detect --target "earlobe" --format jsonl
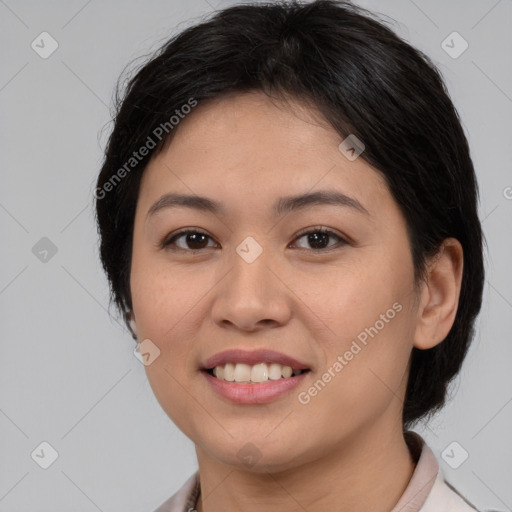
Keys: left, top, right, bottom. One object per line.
{"left": 413, "top": 238, "right": 464, "bottom": 350}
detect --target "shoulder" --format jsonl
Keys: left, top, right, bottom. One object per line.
{"left": 421, "top": 469, "right": 479, "bottom": 512}
{"left": 151, "top": 471, "right": 199, "bottom": 512}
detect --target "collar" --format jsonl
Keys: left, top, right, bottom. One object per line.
{"left": 390, "top": 431, "right": 439, "bottom": 512}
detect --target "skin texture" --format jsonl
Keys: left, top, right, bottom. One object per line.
{"left": 129, "top": 91, "right": 463, "bottom": 512}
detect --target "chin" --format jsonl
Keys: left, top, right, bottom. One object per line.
{"left": 196, "top": 431, "right": 318, "bottom": 474}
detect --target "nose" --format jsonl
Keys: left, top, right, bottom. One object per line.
{"left": 210, "top": 242, "right": 292, "bottom": 332}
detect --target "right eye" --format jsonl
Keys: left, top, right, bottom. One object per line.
{"left": 160, "top": 229, "right": 218, "bottom": 252}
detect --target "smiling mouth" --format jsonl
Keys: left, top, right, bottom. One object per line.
{"left": 204, "top": 362, "right": 311, "bottom": 384}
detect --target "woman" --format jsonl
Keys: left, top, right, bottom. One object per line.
{"left": 95, "top": 1, "right": 487, "bottom": 511}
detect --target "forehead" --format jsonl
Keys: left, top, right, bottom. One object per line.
{"left": 137, "top": 91, "right": 390, "bottom": 220}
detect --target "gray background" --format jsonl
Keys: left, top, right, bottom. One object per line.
{"left": 1, "top": 0, "right": 511, "bottom": 511}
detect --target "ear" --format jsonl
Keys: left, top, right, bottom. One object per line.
{"left": 413, "top": 238, "right": 464, "bottom": 350}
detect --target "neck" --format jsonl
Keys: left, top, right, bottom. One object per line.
{"left": 194, "top": 418, "right": 416, "bottom": 512}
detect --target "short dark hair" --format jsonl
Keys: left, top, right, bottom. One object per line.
{"left": 95, "top": 0, "right": 485, "bottom": 428}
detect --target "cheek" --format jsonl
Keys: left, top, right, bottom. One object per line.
{"left": 298, "top": 246, "right": 415, "bottom": 419}
{"left": 311, "top": 250, "right": 412, "bottom": 342}
{"left": 296, "top": 300, "right": 414, "bottom": 437}
{"left": 130, "top": 244, "right": 196, "bottom": 339}
{"left": 130, "top": 251, "right": 204, "bottom": 433}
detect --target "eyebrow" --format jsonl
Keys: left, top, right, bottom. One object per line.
{"left": 146, "top": 190, "right": 370, "bottom": 219}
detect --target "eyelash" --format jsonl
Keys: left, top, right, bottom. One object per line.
{"left": 160, "top": 226, "right": 349, "bottom": 253}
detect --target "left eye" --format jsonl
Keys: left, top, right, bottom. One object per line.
{"left": 161, "top": 227, "right": 346, "bottom": 252}
{"left": 292, "top": 228, "right": 346, "bottom": 251}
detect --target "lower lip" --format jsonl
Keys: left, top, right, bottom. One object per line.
{"left": 202, "top": 370, "right": 310, "bottom": 404}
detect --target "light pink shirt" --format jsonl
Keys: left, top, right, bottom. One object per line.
{"left": 152, "top": 431, "right": 481, "bottom": 512}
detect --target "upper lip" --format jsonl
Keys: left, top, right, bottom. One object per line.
{"left": 202, "top": 349, "right": 310, "bottom": 370}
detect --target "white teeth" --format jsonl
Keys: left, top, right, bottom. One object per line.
{"left": 223, "top": 363, "right": 235, "bottom": 381}
{"left": 281, "top": 365, "right": 293, "bottom": 378}
{"left": 234, "top": 363, "right": 251, "bottom": 382}
{"left": 268, "top": 363, "right": 283, "bottom": 380}
{"left": 251, "top": 363, "right": 268, "bottom": 383}
{"left": 210, "top": 362, "right": 304, "bottom": 383}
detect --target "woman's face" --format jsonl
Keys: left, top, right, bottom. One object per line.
{"left": 130, "top": 91, "right": 421, "bottom": 471}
